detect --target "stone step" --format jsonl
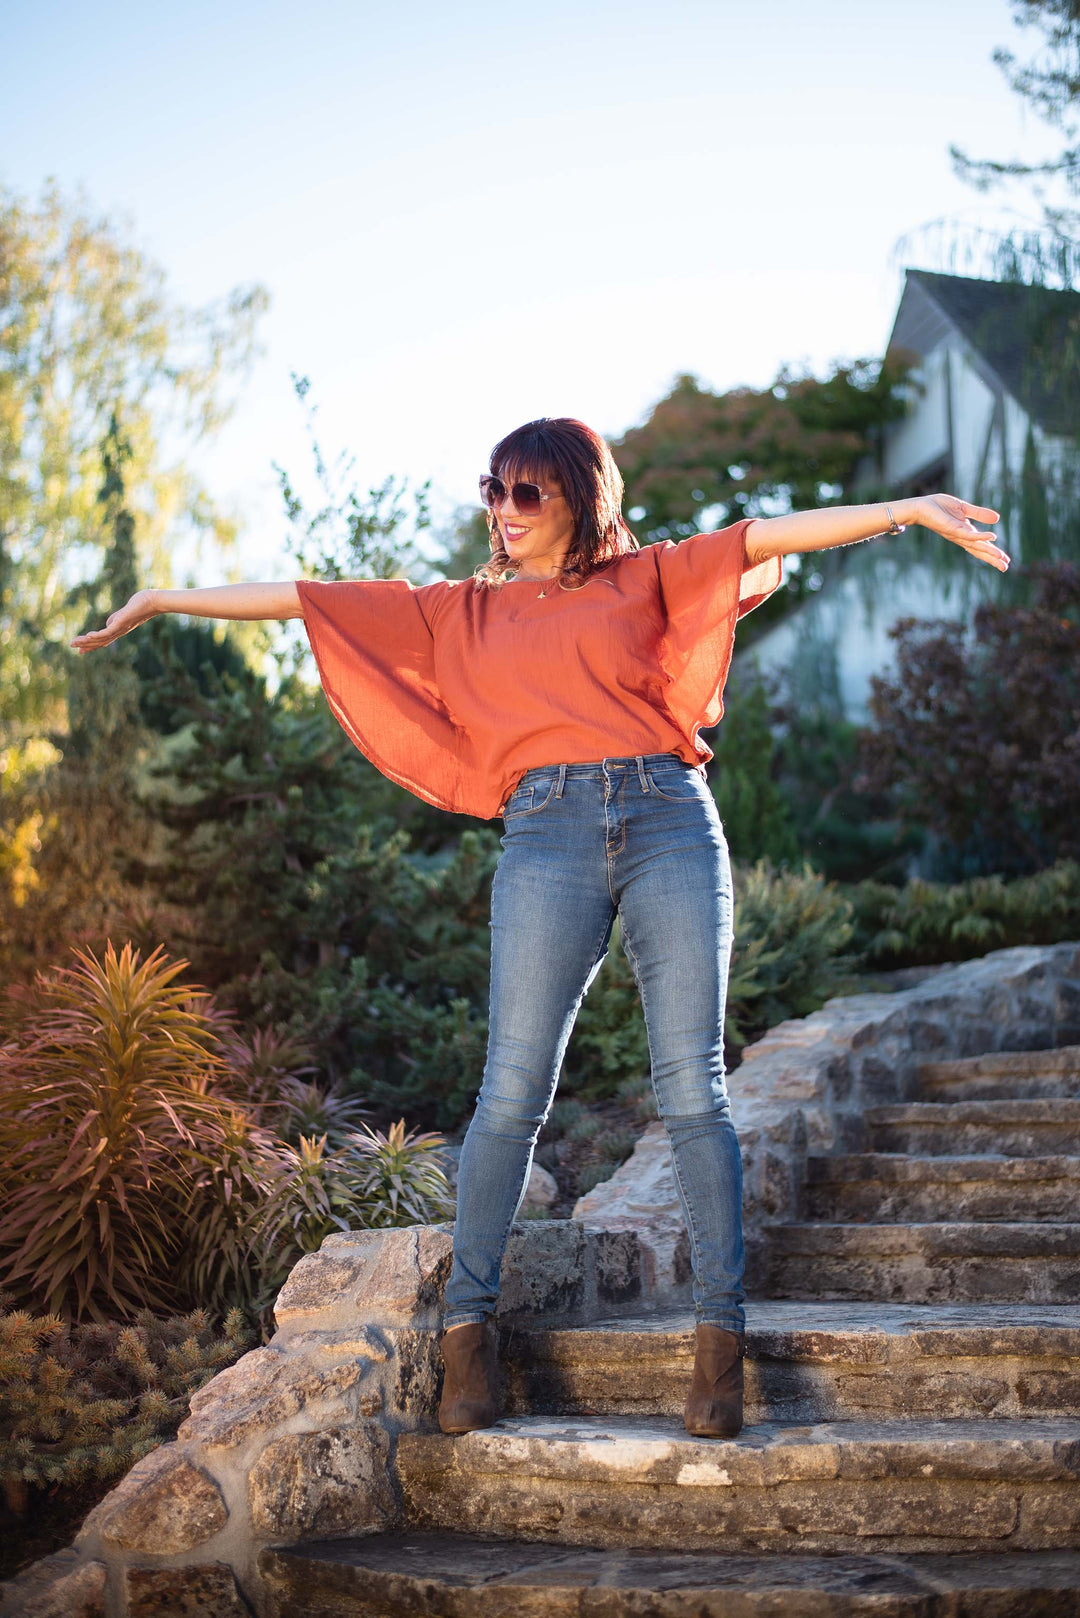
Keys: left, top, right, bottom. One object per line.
{"left": 918, "top": 1046, "right": 1080, "bottom": 1103}
{"left": 804, "top": 1154, "right": 1080, "bottom": 1223}
{"left": 259, "top": 1532, "right": 1080, "bottom": 1617}
{"left": 767, "top": 1222, "right": 1080, "bottom": 1302}
{"left": 498, "top": 1302, "right": 1080, "bottom": 1423}
{"left": 867, "top": 1100, "right": 1080, "bottom": 1156}
{"left": 396, "top": 1414, "right": 1080, "bottom": 1556}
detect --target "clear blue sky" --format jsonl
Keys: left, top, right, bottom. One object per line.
{"left": 4, "top": 0, "right": 1048, "bottom": 582}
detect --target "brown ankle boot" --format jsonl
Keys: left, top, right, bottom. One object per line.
{"left": 438, "top": 1320, "right": 499, "bottom": 1434}
{"left": 683, "top": 1324, "right": 745, "bottom": 1438}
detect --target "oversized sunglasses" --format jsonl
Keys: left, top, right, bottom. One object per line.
{"left": 479, "top": 474, "right": 558, "bottom": 516}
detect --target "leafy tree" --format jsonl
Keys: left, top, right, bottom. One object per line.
{"left": 613, "top": 364, "right": 905, "bottom": 538}
{"left": 0, "top": 180, "right": 266, "bottom": 784}
{"left": 707, "top": 675, "right": 799, "bottom": 868}
{"left": 950, "top": 0, "right": 1080, "bottom": 246}
{"left": 857, "top": 560, "right": 1080, "bottom": 877}
{"left": 0, "top": 419, "right": 163, "bottom": 979}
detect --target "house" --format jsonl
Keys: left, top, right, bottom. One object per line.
{"left": 744, "top": 268, "right": 1080, "bottom": 720}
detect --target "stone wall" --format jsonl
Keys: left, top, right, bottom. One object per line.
{"left": 575, "top": 941, "right": 1080, "bottom": 1291}
{"left": 7, "top": 940, "right": 1079, "bottom": 1617}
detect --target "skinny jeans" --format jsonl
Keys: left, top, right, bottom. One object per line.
{"left": 443, "top": 751, "right": 745, "bottom": 1334}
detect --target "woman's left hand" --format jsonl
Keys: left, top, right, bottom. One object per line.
{"left": 911, "top": 494, "right": 1010, "bottom": 572}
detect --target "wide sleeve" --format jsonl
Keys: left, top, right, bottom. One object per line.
{"left": 652, "top": 518, "right": 783, "bottom": 743}
{"left": 295, "top": 576, "right": 474, "bottom": 813}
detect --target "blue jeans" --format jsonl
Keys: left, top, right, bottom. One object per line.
{"left": 443, "top": 751, "right": 745, "bottom": 1334}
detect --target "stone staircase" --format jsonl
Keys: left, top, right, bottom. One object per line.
{"left": 260, "top": 1045, "right": 1080, "bottom": 1616}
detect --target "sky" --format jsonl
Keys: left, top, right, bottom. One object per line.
{"left": 3, "top": 0, "right": 1053, "bottom": 584}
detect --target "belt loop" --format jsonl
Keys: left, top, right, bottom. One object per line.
{"left": 636, "top": 755, "right": 649, "bottom": 793}
{"left": 556, "top": 763, "right": 567, "bottom": 798}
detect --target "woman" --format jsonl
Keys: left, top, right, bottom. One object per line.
{"left": 71, "top": 417, "right": 1008, "bottom": 1441}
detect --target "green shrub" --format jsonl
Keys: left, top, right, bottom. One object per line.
{"left": 727, "top": 859, "right": 860, "bottom": 1045}
{"left": 614, "top": 1073, "right": 658, "bottom": 1122}
{"left": 0, "top": 1301, "right": 251, "bottom": 1516}
{"left": 847, "top": 860, "right": 1080, "bottom": 968}
{"left": 577, "top": 1161, "right": 617, "bottom": 1196}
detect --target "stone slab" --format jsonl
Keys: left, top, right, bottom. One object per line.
{"left": 259, "top": 1533, "right": 1080, "bottom": 1617}
{"left": 398, "top": 1414, "right": 1080, "bottom": 1554}
{"left": 805, "top": 1153, "right": 1080, "bottom": 1223}
{"left": 867, "top": 1100, "right": 1080, "bottom": 1156}
{"left": 499, "top": 1301, "right": 1080, "bottom": 1423}
{"left": 918, "top": 1046, "right": 1080, "bottom": 1102}
{"left": 767, "top": 1222, "right": 1080, "bottom": 1302}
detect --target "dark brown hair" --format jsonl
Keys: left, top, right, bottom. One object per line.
{"left": 474, "top": 417, "right": 638, "bottom": 590}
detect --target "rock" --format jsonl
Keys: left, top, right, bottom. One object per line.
{"left": 1, "top": 1556, "right": 106, "bottom": 1618}
{"left": 177, "top": 1329, "right": 386, "bottom": 1448}
{"left": 248, "top": 1423, "right": 396, "bottom": 1538}
{"left": 521, "top": 1161, "right": 557, "bottom": 1211}
{"left": 78, "top": 1444, "right": 227, "bottom": 1554}
{"left": 274, "top": 1226, "right": 454, "bottom": 1329}
{"left": 571, "top": 1124, "right": 690, "bottom": 1301}
{"left": 124, "top": 1564, "right": 251, "bottom": 1617}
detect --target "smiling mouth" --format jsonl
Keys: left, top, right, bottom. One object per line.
{"left": 504, "top": 524, "right": 529, "bottom": 539}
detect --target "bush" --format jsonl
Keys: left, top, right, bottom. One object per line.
{"left": 0, "top": 942, "right": 246, "bottom": 1320}
{"left": 727, "top": 860, "right": 860, "bottom": 1045}
{"left": 847, "top": 860, "right": 1080, "bottom": 969}
{"left": 857, "top": 562, "right": 1080, "bottom": 877}
{"left": 0, "top": 1301, "right": 251, "bottom": 1516}
{"left": 0, "top": 940, "right": 454, "bottom": 1324}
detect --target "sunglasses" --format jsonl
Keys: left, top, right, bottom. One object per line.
{"left": 479, "top": 474, "right": 559, "bottom": 517}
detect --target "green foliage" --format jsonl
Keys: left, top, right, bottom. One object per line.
{"left": 209, "top": 1124, "right": 453, "bottom": 1316}
{"left": 727, "top": 860, "right": 860, "bottom": 1046}
{"left": 0, "top": 179, "right": 266, "bottom": 778}
{"left": 566, "top": 925, "right": 651, "bottom": 1097}
{"left": 847, "top": 859, "right": 1080, "bottom": 969}
{"left": 274, "top": 373, "right": 431, "bottom": 583}
{"left": 0, "top": 1300, "right": 251, "bottom": 1512}
{"left": 709, "top": 676, "right": 799, "bottom": 867}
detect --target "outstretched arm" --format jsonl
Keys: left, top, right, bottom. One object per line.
{"left": 69, "top": 582, "right": 304, "bottom": 654}
{"left": 743, "top": 495, "right": 1009, "bottom": 575}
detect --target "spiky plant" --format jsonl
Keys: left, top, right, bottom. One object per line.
{"left": 0, "top": 941, "right": 240, "bottom": 1320}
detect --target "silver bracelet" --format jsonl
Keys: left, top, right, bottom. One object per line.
{"left": 884, "top": 503, "right": 905, "bottom": 535}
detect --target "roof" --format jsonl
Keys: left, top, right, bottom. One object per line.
{"left": 887, "top": 269, "right": 1080, "bottom": 436}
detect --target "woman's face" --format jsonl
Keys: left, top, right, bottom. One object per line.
{"left": 492, "top": 465, "right": 576, "bottom": 576}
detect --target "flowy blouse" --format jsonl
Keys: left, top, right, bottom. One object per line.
{"left": 294, "top": 516, "right": 781, "bottom": 819}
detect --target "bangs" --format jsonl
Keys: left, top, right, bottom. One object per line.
{"left": 491, "top": 427, "right": 566, "bottom": 491}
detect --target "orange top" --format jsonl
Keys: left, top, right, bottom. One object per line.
{"left": 295, "top": 517, "right": 781, "bottom": 820}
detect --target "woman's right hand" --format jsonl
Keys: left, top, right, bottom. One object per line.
{"left": 69, "top": 589, "right": 160, "bottom": 654}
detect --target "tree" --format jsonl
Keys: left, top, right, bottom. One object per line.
{"left": 856, "top": 560, "right": 1080, "bottom": 877}
{"left": 0, "top": 181, "right": 267, "bottom": 780}
{"left": 0, "top": 419, "right": 160, "bottom": 978}
{"left": 610, "top": 363, "right": 911, "bottom": 640}
{"left": 612, "top": 362, "right": 910, "bottom": 538}
{"left": 950, "top": 1, "right": 1080, "bottom": 248}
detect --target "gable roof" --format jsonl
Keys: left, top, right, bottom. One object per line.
{"left": 887, "top": 269, "right": 1080, "bottom": 436}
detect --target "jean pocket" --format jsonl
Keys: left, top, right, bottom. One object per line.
{"left": 503, "top": 774, "right": 558, "bottom": 819}
{"left": 645, "top": 764, "right": 706, "bottom": 802}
